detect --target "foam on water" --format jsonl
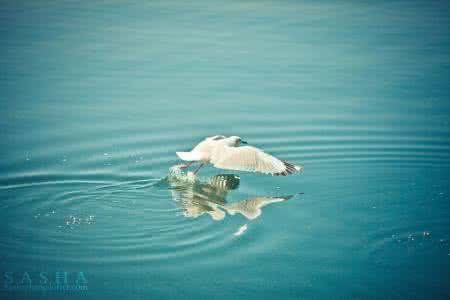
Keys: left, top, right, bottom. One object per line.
{"left": 167, "top": 165, "right": 197, "bottom": 183}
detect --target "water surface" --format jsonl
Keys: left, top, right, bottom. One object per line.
{"left": 1, "top": 1, "right": 450, "bottom": 299}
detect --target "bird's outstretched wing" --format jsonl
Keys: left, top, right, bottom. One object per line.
{"left": 224, "top": 195, "right": 293, "bottom": 219}
{"left": 211, "top": 146, "right": 302, "bottom": 176}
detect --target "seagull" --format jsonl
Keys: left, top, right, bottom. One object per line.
{"left": 176, "top": 135, "right": 303, "bottom": 176}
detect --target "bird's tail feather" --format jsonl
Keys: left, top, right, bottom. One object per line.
{"left": 176, "top": 151, "right": 204, "bottom": 161}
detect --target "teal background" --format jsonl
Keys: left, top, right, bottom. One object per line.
{"left": 1, "top": 1, "right": 450, "bottom": 299}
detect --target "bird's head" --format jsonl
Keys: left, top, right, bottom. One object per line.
{"left": 227, "top": 136, "right": 248, "bottom": 147}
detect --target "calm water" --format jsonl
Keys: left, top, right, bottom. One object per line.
{"left": 1, "top": 1, "right": 450, "bottom": 299}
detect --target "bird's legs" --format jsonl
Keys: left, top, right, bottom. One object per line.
{"left": 179, "top": 161, "right": 194, "bottom": 169}
{"left": 193, "top": 163, "right": 205, "bottom": 175}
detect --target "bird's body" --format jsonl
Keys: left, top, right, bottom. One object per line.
{"left": 176, "top": 135, "right": 303, "bottom": 176}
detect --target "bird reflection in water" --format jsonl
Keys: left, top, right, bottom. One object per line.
{"left": 166, "top": 169, "right": 297, "bottom": 221}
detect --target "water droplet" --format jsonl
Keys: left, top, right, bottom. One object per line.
{"left": 234, "top": 224, "right": 248, "bottom": 236}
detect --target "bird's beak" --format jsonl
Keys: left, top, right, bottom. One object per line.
{"left": 240, "top": 140, "right": 248, "bottom": 144}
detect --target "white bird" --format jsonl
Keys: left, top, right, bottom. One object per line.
{"left": 176, "top": 135, "right": 303, "bottom": 176}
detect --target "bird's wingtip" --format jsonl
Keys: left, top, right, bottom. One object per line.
{"left": 274, "top": 161, "right": 304, "bottom": 176}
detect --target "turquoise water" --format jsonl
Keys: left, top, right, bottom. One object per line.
{"left": 1, "top": 1, "right": 450, "bottom": 299}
